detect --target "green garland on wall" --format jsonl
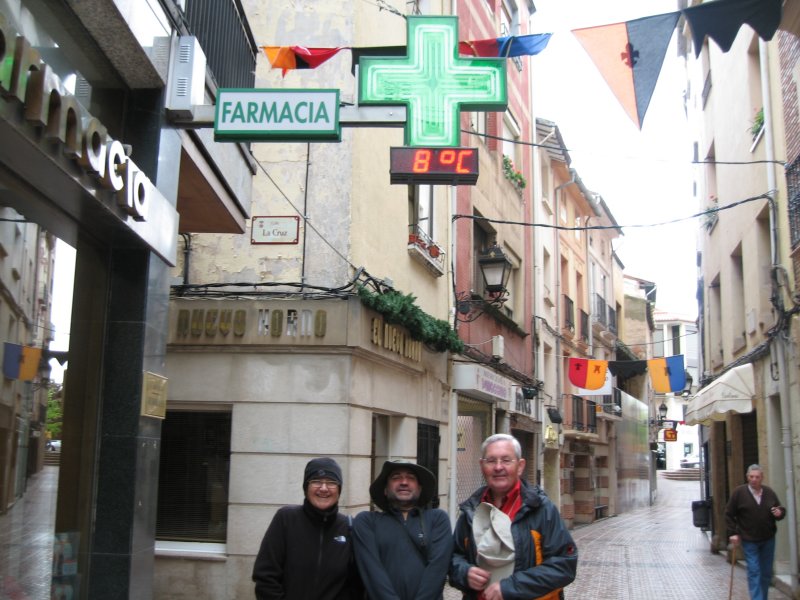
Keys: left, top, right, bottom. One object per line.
{"left": 357, "top": 286, "right": 464, "bottom": 353}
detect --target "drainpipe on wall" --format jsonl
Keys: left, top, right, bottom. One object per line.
{"left": 553, "top": 172, "right": 577, "bottom": 425}
{"left": 447, "top": 0, "right": 462, "bottom": 528}
{"left": 759, "top": 38, "right": 798, "bottom": 595}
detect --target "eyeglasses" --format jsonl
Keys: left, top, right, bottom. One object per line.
{"left": 481, "top": 457, "right": 517, "bottom": 466}
{"left": 308, "top": 479, "right": 339, "bottom": 489}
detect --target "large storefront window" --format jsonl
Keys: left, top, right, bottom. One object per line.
{"left": 156, "top": 410, "right": 231, "bottom": 542}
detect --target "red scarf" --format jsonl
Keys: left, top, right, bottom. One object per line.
{"left": 481, "top": 479, "right": 523, "bottom": 519}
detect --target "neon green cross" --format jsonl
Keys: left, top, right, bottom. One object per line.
{"left": 358, "top": 16, "right": 507, "bottom": 147}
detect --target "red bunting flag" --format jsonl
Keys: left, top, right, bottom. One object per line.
{"left": 262, "top": 46, "right": 345, "bottom": 76}
{"left": 568, "top": 358, "right": 608, "bottom": 390}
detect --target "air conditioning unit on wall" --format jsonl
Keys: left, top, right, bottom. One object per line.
{"left": 491, "top": 335, "right": 504, "bottom": 360}
{"left": 166, "top": 36, "right": 207, "bottom": 119}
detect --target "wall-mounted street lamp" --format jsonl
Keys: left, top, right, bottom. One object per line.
{"left": 650, "top": 401, "right": 669, "bottom": 426}
{"left": 456, "top": 243, "right": 514, "bottom": 322}
{"left": 479, "top": 243, "right": 513, "bottom": 294}
{"left": 681, "top": 371, "right": 694, "bottom": 398}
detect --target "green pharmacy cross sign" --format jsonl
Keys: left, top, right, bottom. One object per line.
{"left": 359, "top": 16, "right": 507, "bottom": 148}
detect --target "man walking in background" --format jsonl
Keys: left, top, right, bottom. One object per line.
{"left": 726, "top": 464, "right": 785, "bottom": 600}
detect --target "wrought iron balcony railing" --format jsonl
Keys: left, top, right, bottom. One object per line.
{"left": 182, "top": 0, "right": 257, "bottom": 90}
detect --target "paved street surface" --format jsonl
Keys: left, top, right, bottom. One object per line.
{"left": 446, "top": 474, "right": 791, "bottom": 599}
{"left": 0, "top": 468, "right": 792, "bottom": 599}
{"left": 0, "top": 466, "right": 57, "bottom": 600}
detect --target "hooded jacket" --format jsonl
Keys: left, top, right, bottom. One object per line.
{"left": 353, "top": 461, "right": 453, "bottom": 600}
{"left": 449, "top": 480, "right": 577, "bottom": 600}
{"left": 252, "top": 499, "right": 362, "bottom": 600}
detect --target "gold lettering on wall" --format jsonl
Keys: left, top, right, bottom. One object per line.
{"left": 234, "top": 310, "right": 246, "bottom": 336}
{"left": 205, "top": 309, "right": 218, "bottom": 336}
{"left": 191, "top": 309, "right": 203, "bottom": 337}
{"left": 177, "top": 310, "right": 190, "bottom": 337}
{"left": 372, "top": 318, "right": 421, "bottom": 363}
{"left": 270, "top": 309, "right": 283, "bottom": 337}
{"left": 173, "top": 306, "right": 335, "bottom": 342}
{"left": 219, "top": 310, "right": 232, "bottom": 336}
{"left": 314, "top": 310, "right": 326, "bottom": 337}
{"left": 371, "top": 318, "right": 382, "bottom": 346}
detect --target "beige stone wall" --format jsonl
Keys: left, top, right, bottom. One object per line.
{"left": 159, "top": 298, "right": 449, "bottom": 599}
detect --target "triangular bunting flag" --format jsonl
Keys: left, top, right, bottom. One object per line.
{"left": 262, "top": 46, "right": 344, "bottom": 76}
{"left": 682, "top": 0, "right": 782, "bottom": 58}
{"left": 572, "top": 11, "right": 680, "bottom": 129}
{"left": 459, "top": 34, "right": 552, "bottom": 58}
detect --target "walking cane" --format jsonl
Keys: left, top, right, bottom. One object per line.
{"left": 728, "top": 543, "right": 737, "bottom": 600}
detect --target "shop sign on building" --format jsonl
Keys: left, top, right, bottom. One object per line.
{"left": 215, "top": 89, "right": 341, "bottom": 141}
{"left": 0, "top": 9, "right": 178, "bottom": 264}
{"left": 452, "top": 363, "right": 513, "bottom": 404}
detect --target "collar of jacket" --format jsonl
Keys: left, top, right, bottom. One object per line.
{"left": 302, "top": 498, "right": 339, "bottom": 525}
{"left": 460, "top": 479, "right": 543, "bottom": 519}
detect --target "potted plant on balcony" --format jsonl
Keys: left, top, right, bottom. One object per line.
{"left": 428, "top": 244, "right": 441, "bottom": 258}
{"left": 502, "top": 155, "right": 527, "bottom": 192}
{"left": 408, "top": 233, "right": 427, "bottom": 252}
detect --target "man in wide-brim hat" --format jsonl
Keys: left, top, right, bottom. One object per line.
{"left": 353, "top": 460, "right": 453, "bottom": 600}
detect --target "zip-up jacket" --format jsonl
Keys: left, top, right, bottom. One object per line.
{"left": 252, "top": 499, "right": 362, "bottom": 599}
{"left": 353, "top": 506, "right": 453, "bottom": 600}
{"left": 449, "top": 480, "right": 577, "bottom": 600}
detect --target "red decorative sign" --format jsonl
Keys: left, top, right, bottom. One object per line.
{"left": 663, "top": 428, "right": 678, "bottom": 442}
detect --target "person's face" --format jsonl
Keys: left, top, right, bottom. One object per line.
{"left": 481, "top": 440, "right": 526, "bottom": 498}
{"left": 306, "top": 478, "right": 340, "bottom": 511}
{"left": 385, "top": 468, "right": 421, "bottom": 509}
{"left": 747, "top": 469, "right": 764, "bottom": 491}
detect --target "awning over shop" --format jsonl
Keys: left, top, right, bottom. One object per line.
{"left": 685, "top": 363, "right": 754, "bottom": 425}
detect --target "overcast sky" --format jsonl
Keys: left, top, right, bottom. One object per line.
{"left": 530, "top": 0, "right": 698, "bottom": 318}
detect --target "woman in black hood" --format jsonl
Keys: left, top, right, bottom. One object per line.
{"left": 252, "top": 457, "right": 362, "bottom": 599}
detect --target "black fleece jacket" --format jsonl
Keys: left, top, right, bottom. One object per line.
{"left": 252, "top": 499, "right": 362, "bottom": 600}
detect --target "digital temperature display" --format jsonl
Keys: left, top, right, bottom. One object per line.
{"left": 390, "top": 147, "right": 479, "bottom": 185}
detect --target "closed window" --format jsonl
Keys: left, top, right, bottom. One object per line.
{"left": 156, "top": 410, "right": 231, "bottom": 542}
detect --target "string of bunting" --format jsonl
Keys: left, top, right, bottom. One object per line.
{"left": 568, "top": 354, "right": 686, "bottom": 393}
{"left": 261, "top": 0, "right": 781, "bottom": 129}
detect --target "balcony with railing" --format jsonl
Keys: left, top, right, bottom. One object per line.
{"left": 593, "top": 293, "right": 607, "bottom": 326}
{"left": 408, "top": 224, "right": 445, "bottom": 276}
{"left": 183, "top": 0, "right": 257, "bottom": 89}
{"left": 564, "top": 395, "right": 599, "bottom": 437}
{"left": 562, "top": 295, "right": 575, "bottom": 338}
{"left": 579, "top": 309, "right": 589, "bottom": 346}
{"left": 595, "top": 390, "right": 622, "bottom": 419}
{"left": 608, "top": 307, "right": 617, "bottom": 334}
{"left": 164, "top": 0, "right": 259, "bottom": 234}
